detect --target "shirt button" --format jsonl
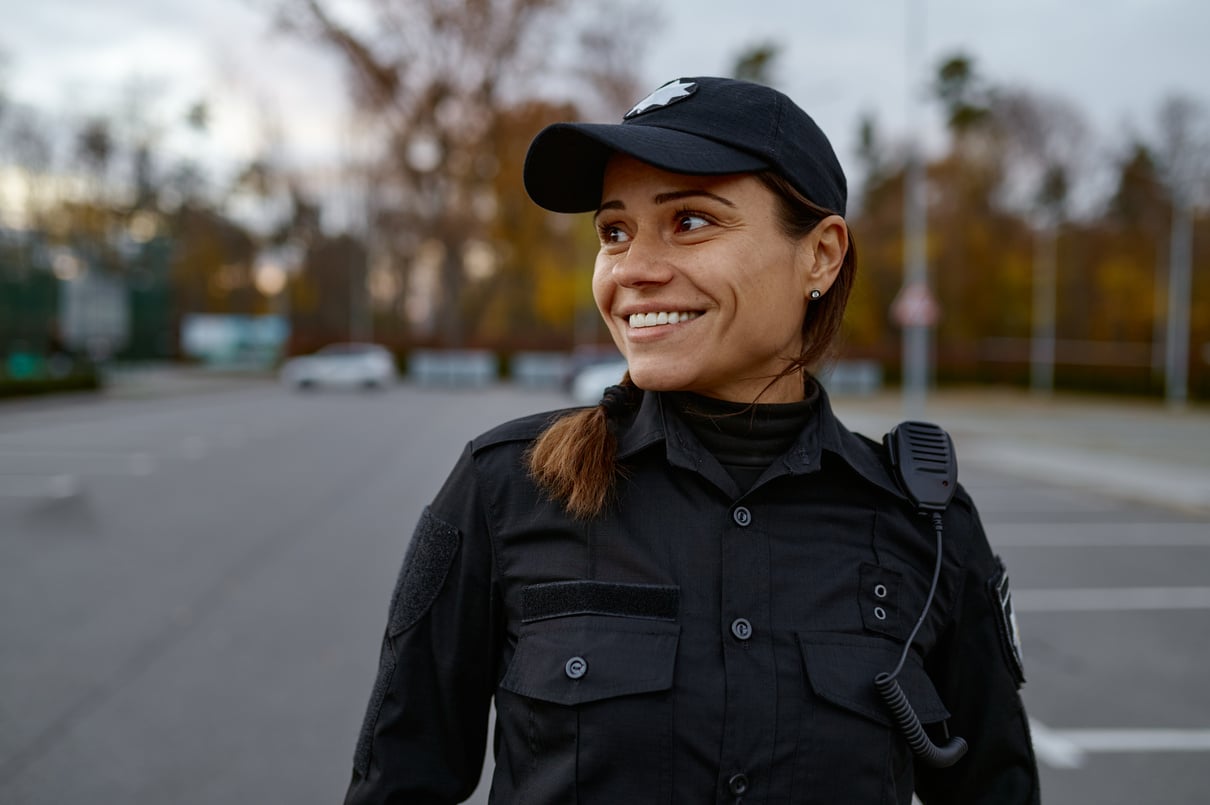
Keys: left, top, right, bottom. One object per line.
{"left": 728, "top": 772, "right": 750, "bottom": 795}
{"left": 732, "top": 506, "right": 752, "bottom": 527}
{"left": 564, "top": 656, "right": 588, "bottom": 679}
{"left": 730, "top": 617, "right": 753, "bottom": 641}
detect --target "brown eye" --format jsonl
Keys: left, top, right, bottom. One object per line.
{"left": 675, "top": 213, "right": 709, "bottom": 232}
{"left": 598, "top": 224, "right": 630, "bottom": 244}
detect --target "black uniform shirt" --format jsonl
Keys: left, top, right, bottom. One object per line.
{"left": 346, "top": 386, "right": 1040, "bottom": 805}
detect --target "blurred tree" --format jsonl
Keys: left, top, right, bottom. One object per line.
{"left": 0, "top": 49, "right": 9, "bottom": 129}
{"left": 74, "top": 119, "right": 117, "bottom": 253}
{"left": 574, "top": 5, "right": 661, "bottom": 121}
{"left": 855, "top": 113, "right": 888, "bottom": 198}
{"left": 989, "top": 88, "right": 1088, "bottom": 222}
{"left": 185, "top": 100, "right": 210, "bottom": 133}
{"left": 275, "top": 0, "right": 652, "bottom": 347}
{"left": 232, "top": 158, "right": 275, "bottom": 200}
{"left": 171, "top": 204, "right": 258, "bottom": 316}
{"left": 77, "top": 119, "right": 114, "bottom": 185}
{"left": 165, "top": 161, "right": 209, "bottom": 208}
{"left": 473, "top": 98, "right": 596, "bottom": 347}
{"left": 987, "top": 87, "right": 1089, "bottom": 393}
{"left": 289, "top": 232, "right": 367, "bottom": 349}
{"left": 934, "top": 53, "right": 990, "bottom": 137}
{"left": 928, "top": 147, "right": 1032, "bottom": 348}
{"left": 1108, "top": 142, "right": 1167, "bottom": 226}
{"left": 131, "top": 143, "right": 158, "bottom": 211}
{"left": 926, "top": 54, "right": 1025, "bottom": 373}
{"left": 280, "top": 186, "right": 332, "bottom": 347}
{"left": 0, "top": 58, "right": 309, "bottom": 363}
{"left": 1, "top": 105, "right": 54, "bottom": 231}
{"left": 1102, "top": 141, "right": 1169, "bottom": 379}
{"left": 114, "top": 77, "right": 169, "bottom": 213}
{"left": 846, "top": 111, "right": 905, "bottom": 358}
{"left": 732, "top": 42, "right": 781, "bottom": 85}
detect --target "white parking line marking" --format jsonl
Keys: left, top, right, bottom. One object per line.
{"left": 1015, "top": 586, "right": 1210, "bottom": 611}
{"left": 994, "top": 526, "right": 1210, "bottom": 548}
{"left": 965, "top": 442, "right": 1210, "bottom": 512}
{"left": 1030, "top": 720, "right": 1210, "bottom": 769}
{"left": 1029, "top": 720, "right": 1085, "bottom": 769}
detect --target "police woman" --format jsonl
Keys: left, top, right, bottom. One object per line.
{"left": 345, "top": 77, "right": 1040, "bottom": 804}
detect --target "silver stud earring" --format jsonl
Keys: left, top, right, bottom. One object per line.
{"left": 810, "top": 289, "right": 822, "bottom": 300}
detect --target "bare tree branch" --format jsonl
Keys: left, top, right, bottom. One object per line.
{"left": 273, "top": 0, "right": 652, "bottom": 344}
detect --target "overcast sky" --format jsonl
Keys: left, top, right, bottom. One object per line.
{"left": 3, "top": 0, "right": 1208, "bottom": 208}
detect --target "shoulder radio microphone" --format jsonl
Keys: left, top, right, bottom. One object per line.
{"left": 879, "top": 421, "right": 968, "bottom": 769}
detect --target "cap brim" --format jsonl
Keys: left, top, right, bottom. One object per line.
{"left": 524, "top": 122, "right": 771, "bottom": 214}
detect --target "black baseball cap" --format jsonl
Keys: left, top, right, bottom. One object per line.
{"left": 524, "top": 76, "right": 847, "bottom": 216}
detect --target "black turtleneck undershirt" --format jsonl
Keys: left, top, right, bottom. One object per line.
{"left": 667, "top": 383, "right": 820, "bottom": 492}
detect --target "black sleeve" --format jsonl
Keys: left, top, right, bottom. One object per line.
{"left": 915, "top": 500, "right": 1041, "bottom": 805}
{"left": 344, "top": 443, "right": 501, "bottom": 805}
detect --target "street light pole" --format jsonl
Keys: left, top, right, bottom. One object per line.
{"left": 1165, "top": 190, "right": 1193, "bottom": 408}
{"left": 901, "top": 0, "right": 931, "bottom": 419}
{"left": 1030, "top": 223, "right": 1057, "bottom": 395}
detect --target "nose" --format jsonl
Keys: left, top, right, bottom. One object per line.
{"left": 608, "top": 232, "right": 675, "bottom": 289}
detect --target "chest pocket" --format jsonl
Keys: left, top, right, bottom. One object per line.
{"left": 500, "top": 615, "right": 679, "bottom": 703}
{"left": 796, "top": 633, "right": 949, "bottom": 804}
{"left": 495, "top": 615, "right": 679, "bottom": 804}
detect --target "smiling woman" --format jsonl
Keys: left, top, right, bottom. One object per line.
{"left": 344, "top": 77, "right": 1040, "bottom": 805}
{"left": 591, "top": 157, "right": 847, "bottom": 403}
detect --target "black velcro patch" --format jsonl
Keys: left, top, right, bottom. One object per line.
{"left": 387, "top": 507, "right": 461, "bottom": 636}
{"left": 521, "top": 580, "right": 679, "bottom": 623}
{"left": 353, "top": 635, "right": 396, "bottom": 777}
{"left": 988, "top": 556, "right": 1026, "bottom": 687}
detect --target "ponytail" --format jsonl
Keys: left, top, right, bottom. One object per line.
{"left": 526, "top": 374, "right": 639, "bottom": 519}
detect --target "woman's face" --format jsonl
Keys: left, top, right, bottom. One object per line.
{"left": 593, "top": 155, "right": 841, "bottom": 403}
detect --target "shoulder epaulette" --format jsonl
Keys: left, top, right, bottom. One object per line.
{"left": 471, "top": 407, "right": 584, "bottom": 454}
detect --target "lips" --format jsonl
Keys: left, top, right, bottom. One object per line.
{"left": 627, "top": 310, "right": 702, "bottom": 329}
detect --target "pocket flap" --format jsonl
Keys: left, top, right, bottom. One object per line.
{"left": 500, "top": 616, "right": 679, "bottom": 706}
{"left": 799, "top": 633, "right": 950, "bottom": 726}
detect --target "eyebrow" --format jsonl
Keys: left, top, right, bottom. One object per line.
{"left": 594, "top": 189, "right": 737, "bottom": 220}
{"left": 655, "top": 189, "right": 736, "bottom": 208}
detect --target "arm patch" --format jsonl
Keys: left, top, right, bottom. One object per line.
{"left": 352, "top": 509, "right": 462, "bottom": 778}
{"left": 352, "top": 634, "right": 395, "bottom": 777}
{"left": 387, "top": 507, "right": 462, "bottom": 636}
{"left": 988, "top": 556, "right": 1026, "bottom": 687}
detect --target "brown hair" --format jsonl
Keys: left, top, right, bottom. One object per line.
{"left": 526, "top": 171, "right": 858, "bottom": 518}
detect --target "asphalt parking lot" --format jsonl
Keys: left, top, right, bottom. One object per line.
{"left": 1, "top": 376, "right": 1207, "bottom": 803}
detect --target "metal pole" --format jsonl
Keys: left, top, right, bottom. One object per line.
{"left": 358, "top": 163, "right": 375, "bottom": 344}
{"left": 902, "top": 0, "right": 930, "bottom": 419}
{"left": 1165, "top": 193, "right": 1192, "bottom": 408}
{"left": 1030, "top": 224, "right": 1057, "bottom": 395}
{"left": 1152, "top": 237, "right": 1168, "bottom": 383}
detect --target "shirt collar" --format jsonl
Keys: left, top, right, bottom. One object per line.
{"left": 813, "top": 387, "right": 907, "bottom": 501}
{"left": 615, "top": 382, "right": 909, "bottom": 503}
{"left": 616, "top": 389, "right": 714, "bottom": 477}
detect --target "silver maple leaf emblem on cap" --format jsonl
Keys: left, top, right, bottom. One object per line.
{"left": 624, "top": 80, "right": 698, "bottom": 119}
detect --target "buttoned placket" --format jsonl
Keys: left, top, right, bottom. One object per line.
{"left": 715, "top": 487, "right": 776, "bottom": 803}
{"left": 651, "top": 393, "right": 824, "bottom": 804}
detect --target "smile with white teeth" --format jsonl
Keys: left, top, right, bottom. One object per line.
{"left": 628, "top": 311, "right": 701, "bottom": 329}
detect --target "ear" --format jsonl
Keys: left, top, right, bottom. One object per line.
{"left": 798, "top": 215, "right": 848, "bottom": 298}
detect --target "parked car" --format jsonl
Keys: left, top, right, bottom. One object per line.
{"left": 569, "top": 358, "right": 628, "bottom": 406}
{"left": 562, "top": 344, "right": 624, "bottom": 392}
{"left": 280, "top": 343, "right": 398, "bottom": 390}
